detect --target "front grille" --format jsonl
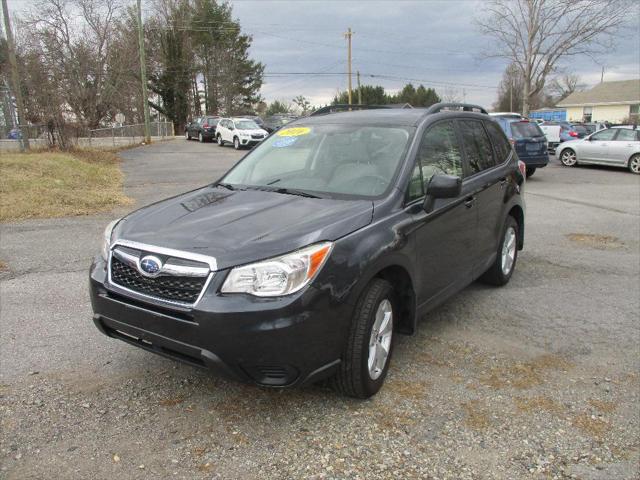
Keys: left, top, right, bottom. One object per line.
{"left": 110, "top": 256, "right": 207, "bottom": 304}
{"left": 251, "top": 134, "right": 264, "bottom": 139}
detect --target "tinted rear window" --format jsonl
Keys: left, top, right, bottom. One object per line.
{"left": 573, "top": 125, "right": 588, "bottom": 134}
{"left": 511, "top": 122, "right": 543, "bottom": 138}
{"left": 207, "top": 117, "right": 219, "bottom": 125}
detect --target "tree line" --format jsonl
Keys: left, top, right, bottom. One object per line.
{"left": 0, "top": 0, "right": 264, "bottom": 146}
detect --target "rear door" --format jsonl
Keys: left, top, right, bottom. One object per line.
{"left": 608, "top": 129, "right": 640, "bottom": 165}
{"left": 408, "top": 120, "right": 478, "bottom": 306}
{"left": 510, "top": 121, "right": 547, "bottom": 160}
{"left": 458, "top": 119, "right": 509, "bottom": 276}
{"left": 580, "top": 129, "right": 617, "bottom": 162}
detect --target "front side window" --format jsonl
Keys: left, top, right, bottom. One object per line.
{"left": 591, "top": 129, "right": 617, "bottom": 141}
{"left": 485, "top": 121, "right": 512, "bottom": 163}
{"left": 459, "top": 120, "right": 495, "bottom": 174}
{"left": 222, "top": 124, "right": 413, "bottom": 198}
{"left": 416, "top": 121, "right": 463, "bottom": 183}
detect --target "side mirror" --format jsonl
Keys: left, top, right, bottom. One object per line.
{"left": 423, "top": 174, "right": 462, "bottom": 212}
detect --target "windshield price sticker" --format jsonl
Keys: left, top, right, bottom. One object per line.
{"left": 272, "top": 136, "right": 298, "bottom": 148}
{"left": 277, "top": 127, "right": 311, "bottom": 137}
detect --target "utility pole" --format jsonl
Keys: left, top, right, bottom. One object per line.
{"left": 136, "top": 0, "right": 151, "bottom": 144}
{"left": 600, "top": 66, "right": 605, "bottom": 83}
{"left": 344, "top": 28, "right": 353, "bottom": 104}
{"left": 357, "top": 70, "right": 362, "bottom": 105}
{"left": 2, "top": 0, "right": 29, "bottom": 151}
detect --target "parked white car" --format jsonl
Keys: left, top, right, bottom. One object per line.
{"left": 216, "top": 118, "right": 269, "bottom": 150}
{"left": 556, "top": 127, "right": 640, "bottom": 174}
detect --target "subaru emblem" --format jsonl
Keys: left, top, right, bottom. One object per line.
{"left": 139, "top": 255, "right": 162, "bottom": 277}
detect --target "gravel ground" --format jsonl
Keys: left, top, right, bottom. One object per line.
{"left": 1, "top": 139, "right": 639, "bottom": 479}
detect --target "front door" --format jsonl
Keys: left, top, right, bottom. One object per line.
{"left": 408, "top": 120, "right": 478, "bottom": 307}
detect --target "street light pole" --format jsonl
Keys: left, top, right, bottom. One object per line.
{"left": 344, "top": 28, "right": 353, "bottom": 105}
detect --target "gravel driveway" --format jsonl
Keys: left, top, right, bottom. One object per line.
{"left": 1, "top": 139, "right": 639, "bottom": 479}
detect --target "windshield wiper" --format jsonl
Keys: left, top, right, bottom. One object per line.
{"left": 216, "top": 182, "right": 236, "bottom": 191}
{"left": 245, "top": 185, "right": 323, "bottom": 199}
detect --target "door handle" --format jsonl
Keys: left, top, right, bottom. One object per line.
{"left": 464, "top": 196, "right": 476, "bottom": 208}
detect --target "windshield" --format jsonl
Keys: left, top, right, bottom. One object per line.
{"left": 511, "top": 122, "right": 544, "bottom": 138}
{"left": 236, "top": 120, "right": 260, "bottom": 130}
{"left": 221, "top": 124, "right": 412, "bottom": 198}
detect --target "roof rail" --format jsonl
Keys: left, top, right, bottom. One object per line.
{"left": 310, "top": 104, "right": 393, "bottom": 116}
{"left": 425, "top": 103, "right": 488, "bottom": 115}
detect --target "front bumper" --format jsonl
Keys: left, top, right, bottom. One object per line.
{"left": 89, "top": 258, "right": 349, "bottom": 387}
{"left": 239, "top": 137, "right": 264, "bottom": 146}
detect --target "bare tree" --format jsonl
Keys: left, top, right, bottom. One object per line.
{"left": 478, "top": 0, "right": 633, "bottom": 115}
{"left": 441, "top": 87, "right": 462, "bottom": 103}
{"left": 547, "top": 73, "right": 584, "bottom": 102}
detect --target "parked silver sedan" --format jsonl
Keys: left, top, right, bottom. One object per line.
{"left": 557, "top": 127, "right": 640, "bottom": 174}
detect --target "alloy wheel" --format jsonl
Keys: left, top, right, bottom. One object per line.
{"left": 629, "top": 155, "right": 640, "bottom": 174}
{"left": 501, "top": 226, "right": 517, "bottom": 276}
{"left": 561, "top": 150, "right": 577, "bottom": 166}
{"left": 234, "top": 137, "right": 240, "bottom": 150}
{"left": 367, "top": 299, "right": 393, "bottom": 380}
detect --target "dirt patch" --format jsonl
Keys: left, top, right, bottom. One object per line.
{"left": 481, "top": 354, "right": 572, "bottom": 390}
{"left": 589, "top": 399, "right": 617, "bottom": 414}
{"left": 385, "top": 379, "right": 430, "bottom": 398}
{"left": 566, "top": 233, "right": 624, "bottom": 250}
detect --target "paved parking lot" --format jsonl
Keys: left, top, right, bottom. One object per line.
{"left": 1, "top": 139, "right": 639, "bottom": 479}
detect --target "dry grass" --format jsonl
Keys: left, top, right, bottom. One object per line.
{"left": 515, "top": 395, "right": 565, "bottom": 414}
{"left": 0, "top": 260, "right": 8, "bottom": 272}
{"left": 572, "top": 412, "right": 609, "bottom": 439}
{"left": 0, "top": 148, "right": 131, "bottom": 222}
{"left": 385, "top": 379, "right": 430, "bottom": 398}
{"left": 481, "top": 354, "right": 571, "bottom": 390}
{"left": 566, "top": 233, "right": 623, "bottom": 250}
{"left": 462, "top": 400, "right": 491, "bottom": 430}
{"left": 588, "top": 399, "right": 617, "bottom": 414}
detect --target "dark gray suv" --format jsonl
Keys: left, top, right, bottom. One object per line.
{"left": 90, "top": 103, "right": 526, "bottom": 398}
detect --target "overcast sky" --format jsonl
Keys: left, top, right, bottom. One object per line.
{"left": 6, "top": 0, "right": 640, "bottom": 109}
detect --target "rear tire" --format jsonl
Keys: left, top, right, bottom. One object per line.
{"left": 332, "top": 278, "right": 395, "bottom": 398}
{"left": 480, "top": 215, "right": 519, "bottom": 286}
{"left": 628, "top": 154, "right": 640, "bottom": 174}
{"left": 525, "top": 167, "right": 536, "bottom": 178}
{"left": 560, "top": 148, "right": 577, "bottom": 167}
{"left": 198, "top": 132, "right": 204, "bottom": 143}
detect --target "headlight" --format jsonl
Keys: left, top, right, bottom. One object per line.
{"left": 221, "top": 242, "right": 333, "bottom": 297}
{"left": 101, "top": 219, "right": 121, "bottom": 261}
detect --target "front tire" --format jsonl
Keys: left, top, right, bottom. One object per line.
{"left": 480, "top": 216, "right": 519, "bottom": 286}
{"left": 628, "top": 154, "right": 640, "bottom": 174}
{"left": 560, "top": 148, "right": 577, "bottom": 167}
{"left": 333, "top": 278, "right": 395, "bottom": 398}
{"left": 217, "top": 134, "right": 224, "bottom": 146}
{"left": 185, "top": 130, "right": 191, "bottom": 140}
{"left": 233, "top": 137, "right": 241, "bottom": 150}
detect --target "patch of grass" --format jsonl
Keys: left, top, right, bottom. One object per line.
{"left": 572, "top": 412, "right": 609, "bottom": 439}
{"left": 481, "top": 354, "right": 571, "bottom": 390}
{"left": 0, "top": 148, "right": 132, "bottom": 222}
{"left": 0, "top": 260, "right": 8, "bottom": 272}
{"left": 515, "top": 395, "right": 565, "bottom": 414}
{"left": 566, "top": 233, "right": 623, "bottom": 250}
{"left": 385, "top": 379, "right": 429, "bottom": 398}
{"left": 588, "top": 399, "right": 617, "bottom": 414}
{"left": 462, "top": 400, "right": 491, "bottom": 430}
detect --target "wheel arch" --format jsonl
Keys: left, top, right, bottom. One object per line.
{"left": 508, "top": 205, "right": 525, "bottom": 250}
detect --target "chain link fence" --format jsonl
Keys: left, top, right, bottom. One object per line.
{"left": 0, "top": 122, "right": 175, "bottom": 151}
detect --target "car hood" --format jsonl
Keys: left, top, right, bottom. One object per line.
{"left": 114, "top": 186, "right": 373, "bottom": 270}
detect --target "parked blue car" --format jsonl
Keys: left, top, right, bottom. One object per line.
{"left": 492, "top": 116, "right": 548, "bottom": 177}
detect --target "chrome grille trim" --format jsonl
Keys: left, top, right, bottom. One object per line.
{"left": 106, "top": 239, "right": 217, "bottom": 308}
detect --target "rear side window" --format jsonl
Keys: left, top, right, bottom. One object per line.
{"left": 484, "top": 121, "right": 512, "bottom": 163}
{"left": 511, "top": 122, "right": 544, "bottom": 139}
{"left": 459, "top": 120, "right": 495, "bottom": 175}
{"left": 615, "top": 129, "right": 638, "bottom": 141}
